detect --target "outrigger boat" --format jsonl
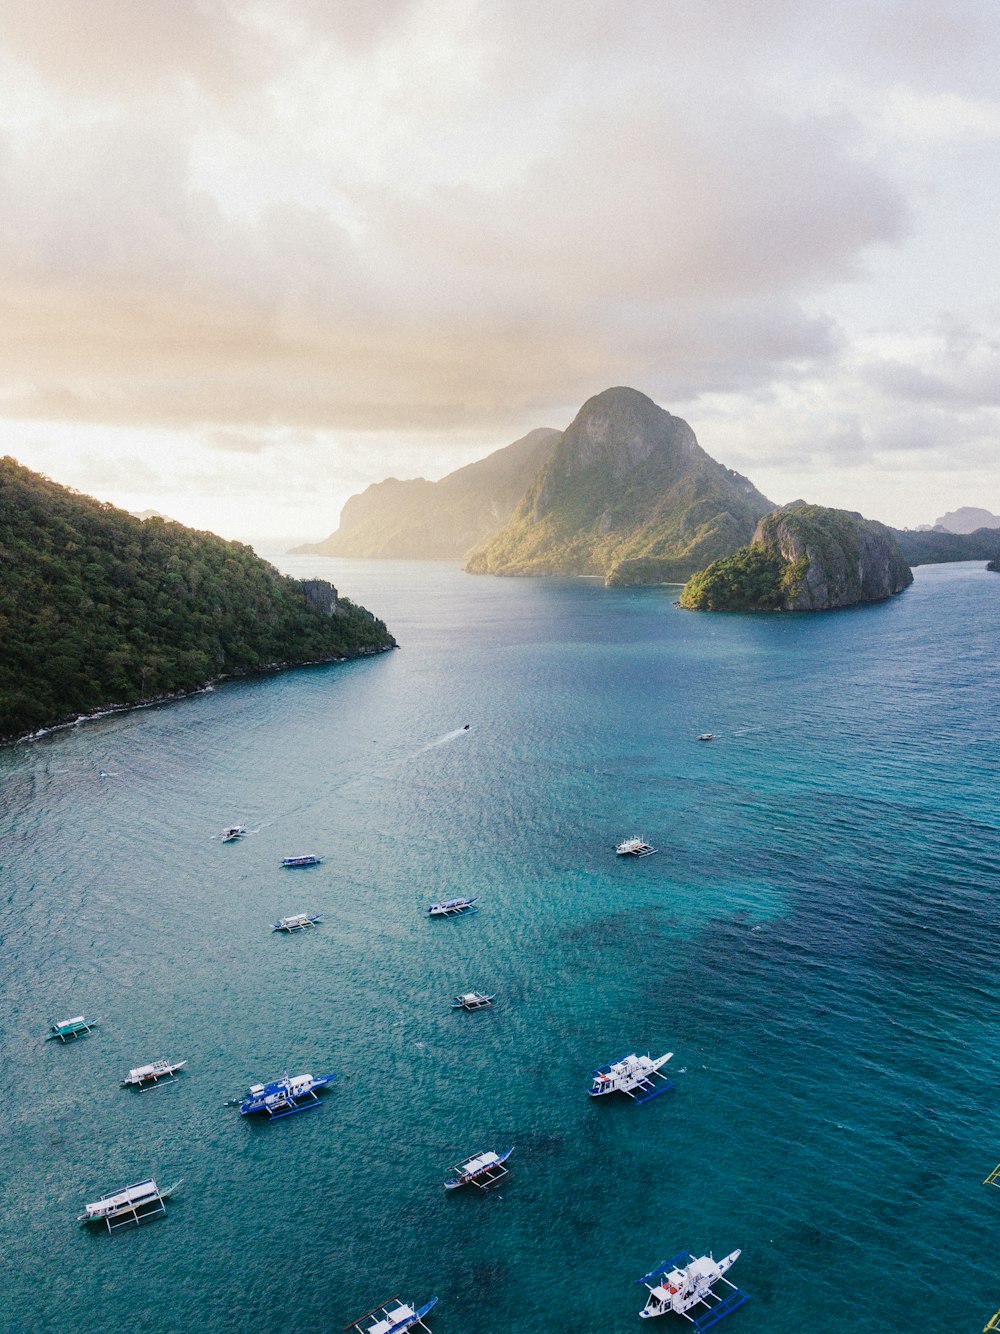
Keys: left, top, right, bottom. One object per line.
{"left": 616, "top": 836, "right": 657, "bottom": 857}
{"left": 427, "top": 896, "right": 478, "bottom": 917}
{"left": 636, "top": 1250, "right": 747, "bottom": 1327}
{"left": 444, "top": 1147, "right": 513, "bottom": 1190}
{"left": 238, "top": 1071, "right": 336, "bottom": 1119}
{"left": 46, "top": 1015, "right": 99, "bottom": 1042}
{"left": 590, "top": 1051, "right": 674, "bottom": 1104}
{"left": 697, "top": 733, "right": 716, "bottom": 742}
{"left": 272, "top": 912, "right": 321, "bottom": 932}
{"left": 281, "top": 853, "right": 322, "bottom": 867}
{"left": 984, "top": 1164, "right": 1000, "bottom": 1190}
{"left": 345, "top": 1296, "right": 439, "bottom": 1334}
{"left": 451, "top": 991, "right": 494, "bottom": 1010}
{"left": 122, "top": 1059, "right": 186, "bottom": 1089}
{"left": 222, "top": 824, "right": 247, "bottom": 842}
{"left": 78, "top": 1178, "right": 182, "bottom": 1232}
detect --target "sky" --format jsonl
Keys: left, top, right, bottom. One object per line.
{"left": 1, "top": 0, "right": 998, "bottom": 548}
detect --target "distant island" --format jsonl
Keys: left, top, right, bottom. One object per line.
{"left": 292, "top": 428, "right": 559, "bottom": 560}
{"left": 466, "top": 387, "right": 774, "bottom": 584}
{"left": 0, "top": 457, "right": 395, "bottom": 744}
{"left": 932, "top": 506, "right": 1000, "bottom": 534}
{"left": 989, "top": 557, "right": 1000, "bottom": 573}
{"left": 291, "top": 383, "right": 1000, "bottom": 597}
{"left": 680, "top": 503, "right": 913, "bottom": 611}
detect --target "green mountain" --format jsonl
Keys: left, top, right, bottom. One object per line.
{"left": 0, "top": 457, "right": 395, "bottom": 743}
{"left": 680, "top": 502, "right": 913, "bottom": 611}
{"left": 292, "top": 427, "right": 560, "bottom": 559}
{"left": 465, "top": 387, "right": 774, "bottom": 584}
{"left": 890, "top": 526, "right": 1000, "bottom": 566}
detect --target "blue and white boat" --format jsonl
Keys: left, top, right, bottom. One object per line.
{"left": 238, "top": 1071, "right": 336, "bottom": 1119}
{"left": 590, "top": 1051, "right": 673, "bottom": 1104}
{"left": 272, "top": 913, "right": 321, "bottom": 932}
{"left": 444, "top": 1146, "right": 513, "bottom": 1190}
{"left": 636, "top": 1249, "right": 747, "bottom": 1326}
{"left": 427, "top": 896, "right": 478, "bottom": 917}
{"left": 46, "top": 1015, "right": 99, "bottom": 1042}
{"left": 281, "top": 853, "right": 321, "bottom": 867}
{"left": 451, "top": 991, "right": 494, "bottom": 1010}
{"left": 346, "top": 1296, "right": 439, "bottom": 1334}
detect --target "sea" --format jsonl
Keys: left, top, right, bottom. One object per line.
{"left": 1, "top": 557, "right": 998, "bottom": 1334}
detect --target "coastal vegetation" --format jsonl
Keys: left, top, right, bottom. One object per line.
{"left": 679, "top": 544, "right": 808, "bottom": 610}
{"left": 890, "top": 526, "right": 1000, "bottom": 566}
{"left": 681, "top": 502, "right": 912, "bottom": 611}
{"left": 465, "top": 387, "right": 774, "bottom": 584}
{"left": 0, "top": 457, "right": 394, "bottom": 743}
{"left": 293, "top": 428, "right": 559, "bottom": 560}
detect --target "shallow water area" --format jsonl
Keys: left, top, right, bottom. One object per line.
{"left": 2, "top": 558, "right": 999, "bottom": 1332}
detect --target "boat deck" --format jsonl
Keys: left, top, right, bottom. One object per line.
{"left": 345, "top": 1295, "right": 438, "bottom": 1334}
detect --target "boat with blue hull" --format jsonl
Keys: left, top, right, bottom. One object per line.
{"left": 590, "top": 1051, "right": 674, "bottom": 1104}
{"left": 636, "top": 1249, "right": 747, "bottom": 1327}
{"left": 281, "top": 853, "right": 322, "bottom": 867}
{"left": 426, "top": 896, "right": 478, "bottom": 917}
{"left": 346, "top": 1295, "right": 439, "bottom": 1334}
{"left": 238, "top": 1071, "right": 336, "bottom": 1119}
{"left": 444, "top": 1147, "right": 513, "bottom": 1190}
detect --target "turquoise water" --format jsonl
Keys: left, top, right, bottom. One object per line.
{"left": 2, "top": 558, "right": 998, "bottom": 1333}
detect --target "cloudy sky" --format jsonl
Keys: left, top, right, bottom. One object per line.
{"left": 1, "top": 0, "right": 998, "bottom": 546}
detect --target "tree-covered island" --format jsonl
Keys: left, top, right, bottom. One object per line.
{"left": 0, "top": 457, "right": 395, "bottom": 743}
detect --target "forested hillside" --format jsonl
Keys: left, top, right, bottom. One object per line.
{"left": 0, "top": 458, "right": 394, "bottom": 742}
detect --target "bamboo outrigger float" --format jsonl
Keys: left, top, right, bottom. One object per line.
{"left": 46, "top": 1015, "right": 99, "bottom": 1042}
{"left": 345, "top": 1295, "right": 438, "bottom": 1334}
{"left": 984, "top": 1164, "right": 1000, "bottom": 1189}
{"left": 78, "top": 1178, "right": 182, "bottom": 1232}
{"left": 985, "top": 1307, "right": 1000, "bottom": 1332}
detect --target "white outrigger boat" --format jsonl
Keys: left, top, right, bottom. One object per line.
{"left": 444, "top": 1147, "right": 513, "bottom": 1190}
{"left": 272, "top": 912, "right": 321, "bottom": 932}
{"left": 427, "top": 896, "right": 478, "bottom": 917}
{"left": 345, "top": 1295, "right": 439, "bottom": 1334}
{"left": 46, "top": 1015, "right": 99, "bottom": 1042}
{"left": 78, "top": 1177, "right": 182, "bottom": 1232}
{"left": 122, "top": 1059, "right": 186, "bottom": 1089}
{"left": 222, "top": 824, "right": 247, "bottom": 842}
{"left": 451, "top": 991, "right": 494, "bottom": 1010}
{"left": 636, "top": 1250, "right": 747, "bottom": 1327}
{"left": 590, "top": 1051, "right": 674, "bottom": 1105}
{"left": 238, "top": 1071, "right": 336, "bottom": 1119}
{"left": 616, "top": 836, "right": 657, "bottom": 857}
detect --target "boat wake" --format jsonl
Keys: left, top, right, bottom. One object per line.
{"left": 414, "top": 726, "right": 471, "bottom": 754}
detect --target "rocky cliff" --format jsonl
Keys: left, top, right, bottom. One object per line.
{"left": 292, "top": 427, "right": 559, "bottom": 559}
{"left": 680, "top": 502, "right": 913, "bottom": 611}
{"left": 466, "top": 387, "right": 774, "bottom": 583}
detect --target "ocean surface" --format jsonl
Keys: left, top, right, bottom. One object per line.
{"left": 1, "top": 557, "right": 998, "bottom": 1334}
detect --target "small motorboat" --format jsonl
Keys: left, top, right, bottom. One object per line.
{"left": 222, "top": 824, "right": 247, "bottom": 842}
{"left": 615, "top": 836, "right": 657, "bottom": 857}
{"left": 271, "top": 913, "right": 321, "bottom": 932}
{"left": 444, "top": 1147, "right": 513, "bottom": 1190}
{"left": 281, "top": 853, "right": 322, "bottom": 867}
{"left": 237, "top": 1071, "right": 336, "bottom": 1119}
{"left": 121, "top": 1059, "right": 187, "bottom": 1089}
{"left": 427, "top": 896, "right": 478, "bottom": 916}
{"left": 697, "top": 733, "right": 716, "bottom": 741}
{"left": 636, "top": 1249, "right": 747, "bottom": 1323}
{"left": 451, "top": 991, "right": 494, "bottom": 1010}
